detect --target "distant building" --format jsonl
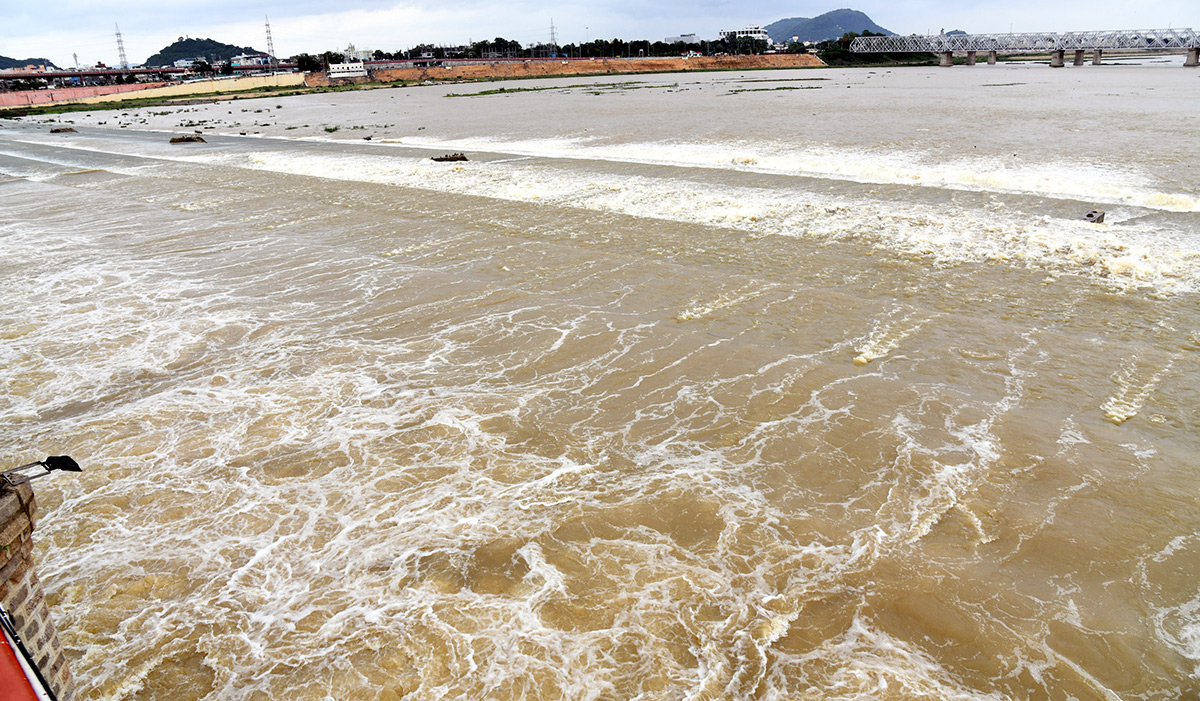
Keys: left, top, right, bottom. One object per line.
{"left": 174, "top": 58, "right": 204, "bottom": 68}
{"left": 342, "top": 44, "right": 373, "bottom": 62}
{"left": 329, "top": 61, "right": 367, "bottom": 78}
{"left": 664, "top": 33, "right": 702, "bottom": 44}
{"left": 718, "top": 27, "right": 771, "bottom": 44}
{"left": 231, "top": 53, "right": 272, "bottom": 68}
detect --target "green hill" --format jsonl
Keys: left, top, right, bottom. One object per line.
{"left": 0, "top": 55, "right": 59, "bottom": 70}
{"left": 765, "top": 9, "right": 893, "bottom": 43}
{"left": 144, "top": 38, "right": 263, "bottom": 68}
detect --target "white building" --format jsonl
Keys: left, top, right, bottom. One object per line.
{"left": 664, "top": 33, "right": 702, "bottom": 44}
{"left": 718, "top": 27, "right": 771, "bottom": 43}
{"left": 329, "top": 61, "right": 367, "bottom": 78}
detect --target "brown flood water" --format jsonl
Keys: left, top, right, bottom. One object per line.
{"left": 1, "top": 60, "right": 1199, "bottom": 699}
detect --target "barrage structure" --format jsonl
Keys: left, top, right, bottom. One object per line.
{"left": 850, "top": 28, "right": 1200, "bottom": 67}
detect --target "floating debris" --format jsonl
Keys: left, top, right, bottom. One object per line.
{"left": 169, "top": 135, "right": 206, "bottom": 144}
{"left": 1084, "top": 209, "right": 1106, "bottom": 223}
{"left": 432, "top": 153, "right": 468, "bottom": 162}
{"left": 49, "top": 127, "right": 77, "bottom": 134}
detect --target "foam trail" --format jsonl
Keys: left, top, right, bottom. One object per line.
{"left": 1101, "top": 353, "right": 1178, "bottom": 424}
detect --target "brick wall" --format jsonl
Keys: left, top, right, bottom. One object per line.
{"left": 1, "top": 482, "right": 75, "bottom": 700}
{"left": 305, "top": 53, "right": 824, "bottom": 87}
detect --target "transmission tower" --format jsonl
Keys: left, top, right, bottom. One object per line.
{"left": 265, "top": 16, "right": 277, "bottom": 71}
{"left": 115, "top": 24, "right": 129, "bottom": 69}
{"left": 549, "top": 19, "right": 559, "bottom": 52}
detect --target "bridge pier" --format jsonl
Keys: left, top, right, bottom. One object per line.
{"left": 966, "top": 51, "right": 977, "bottom": 65}
{"left": 1050, "top": 50, "right": 1065, "bottom": 67}
{"left": 1187, "top": 48, "right": 1200, "bottom": 67}
{"left": 1073, "top": 50, "right": 1085, "bottom": 66}
{"left": 940, "top": 51, "right": 954, "bottom": 67}
{"left": 1093, "top": 49, "right": 1103, "bottom": 65}
{"left": 988, "top": 51, "right": 997, "bottom": 64}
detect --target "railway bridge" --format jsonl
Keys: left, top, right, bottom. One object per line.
{"left": 849, "top": 28, "right": 1200, "bottom": 67}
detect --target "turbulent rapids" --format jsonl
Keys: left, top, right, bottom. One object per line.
{"left": 1, "top": 61, "right": 1199, "bottom": 699}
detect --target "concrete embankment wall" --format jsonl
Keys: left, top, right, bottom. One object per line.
{"left": 71, "top": 73, "right": 306, "bottom": 105}
{"left": 0, "top": 73, "right": 307, "bottom": 110}
{"left": 306, "top": 54, "right": 824, "bottom": 87}
{"left": 1, "top": 482, "right": 75, "bottom": 700}
{"left": 0, "top": 82, "right": 169, "bottom": 108}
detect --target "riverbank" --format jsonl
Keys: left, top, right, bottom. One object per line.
{"left": 309, "top": 54, "right": 823, "bottom": 87}
{"left": 0, "top": 73, "right": 307, "bottom": 114}
{"left": 0, "top": 55, "right": 822, "bottom": 116}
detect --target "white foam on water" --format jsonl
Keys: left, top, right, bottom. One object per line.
{"left": 392, "top": 135, "right": 1200, "bottom": 213}
{"left": 1101, "top": 353, "right": 1179, "bottom": 424}
{"left": 168, "top": 147, "right": 1200, "bottom": 295}
{"left": 850, "top": 309, "right": 934, "bottom": 366}
{"left": 9, "top": 126, "right": 1198, "bottom": 294}
{"left": 676, "top": 284, "right": 767, "bottom": 322}
{"left": 1139, "top": 534, "right": 1200, "bottom": 678}
{"left": 770, "top": 613, "right": 1006, "bottom": 700}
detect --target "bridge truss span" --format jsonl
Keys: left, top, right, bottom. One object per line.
{"left": 850, "top": 28, "right": 1200, "bottom": 54}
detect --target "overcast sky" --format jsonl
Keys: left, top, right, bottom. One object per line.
{"left": 5, "top": 1, "right": 1199, "bottom": 68}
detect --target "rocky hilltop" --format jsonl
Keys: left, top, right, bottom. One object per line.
{"left": 143, "top": 37, "right": 262, "bottom": 68}
{"left": 765, "top": 9, "right": 893, "bottom": 43}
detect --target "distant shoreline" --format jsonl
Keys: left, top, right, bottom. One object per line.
{"left": 316, "top": 54, "right": 824, "bottom": 88}
{"left": 0, "top": 54, "right": 823, "bottom": 117}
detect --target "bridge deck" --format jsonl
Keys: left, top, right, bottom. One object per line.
{"left": 850, "top": 28, "right": 1199, "bottom": 54}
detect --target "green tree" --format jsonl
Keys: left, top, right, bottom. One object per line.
{"left": 728, "top": 36, "right": 769, "bottom": 55}
{"left": 293, "top": 53, "right": 321, "bottom": 72}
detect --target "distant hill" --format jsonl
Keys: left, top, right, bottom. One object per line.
{"left": 764, "top": 9, "right": 893, "bottom": 43}
{"left": 144, "top": 38, "right": 262, "bottom": 68}
{"left": 0, "top": 55, "right": 58, "bottom": 70}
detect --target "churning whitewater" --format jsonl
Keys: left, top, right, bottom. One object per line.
{"left": 2, "top": 62, "right": 1199, "bottom": 699}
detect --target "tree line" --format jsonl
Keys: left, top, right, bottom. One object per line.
{"left": 290, "top": 34, "right": 808, "bottom": 70}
